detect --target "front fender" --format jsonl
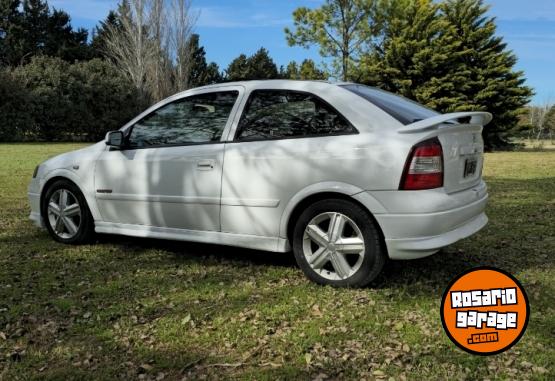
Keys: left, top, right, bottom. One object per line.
{"left": 41, "top": 168, "right": 102, "bottom": 221}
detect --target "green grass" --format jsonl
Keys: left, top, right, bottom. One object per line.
{"left": 0, "top": 143, "right": 553, "bottom": 380}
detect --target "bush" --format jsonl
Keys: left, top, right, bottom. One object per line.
{"left": 12, "top": 57, "right": 75, "bottom": 141}
{"left": 1, "top": 56, "right": 144, "bottom": 142}
{"left": 0, "top": 70, "right": 33, "bottom": 141}
{"left": 67, "top": 59, "right": 146, "bottom": 141}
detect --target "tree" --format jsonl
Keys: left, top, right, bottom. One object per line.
{"left": 546, "top": 106, "right": 555, "bottom": 142}
{"left": 204, "top": 63, "right": 222, "bottom": 85}
{"left": 103, "top": 0, "right": 197, "bottom": 102}
{"left": 7, "top": 56, "right": 143, "bottom": 141}
{"left": 439, "top": 0, "right": 533, "bottom": 148}
{"left": 170, "top": 0, "right": 196, "bottom": 92}
{"left": 286, "top": 0, "right": 532, "bottom": 148}
{"left": 0, "top": 0, "right": 90, "bottom": 65}
{"left": 148, "top": 0, "right": 172, "bottom": 101}
{"left": 104, "top": 0, "right": 154, "bottom": 101}
{"left": 247, "top": 47, "right": 279, "bottom": 79}
{"left": 225, "top": 53, "right": 249, "bottom": 81}
{"left": 282, "top": 59, "right": 327, "bottom": 80}
{"left": 299, "top": 59, "right": 327, "bottom": 80}
{"left": 0, "top": 0, "right": 25, "bottom": 65}
{"left": 355, "top": 0, "right": 531, "bottom": 148}
{"left": 358, "top": 0, "right": 466, "bottom": 110}
{"left": 44, "top": 8, "right": 90, "bottom": 61}
{"left": 69, "top": 58, "right": 145, "bottom": 140}
{"left": 525, "top": 102, "right": 555, "bottom": 142}
{"left": 0, "top": 68, "right": 33, "bottom": 141}
{"left": 20, "top": 0, "right": 49, "bottom": 59}
{"left": 281, "top": 61, "right": 299, "bottom": 79}
{"left": 225, "top": 48, "right": 279, "bottom": 81}
{"left": 188, "top": 34, "right": 222, "bottom": 87}
{"left": 285, "top": 0, "right": 379, "bottom": 81}
{"left": 546, "top": 106, "right": 555, "bottom": 140}
{"left": 91, "top": 11, "right": 121, "bottom": 58}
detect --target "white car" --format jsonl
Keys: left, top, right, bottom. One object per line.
{"left": 28, "top": 80, "right": 490, "bottom": 287}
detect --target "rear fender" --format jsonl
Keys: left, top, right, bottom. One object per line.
{"left": 278, "top": 181, "right": 387, "bottom": 239}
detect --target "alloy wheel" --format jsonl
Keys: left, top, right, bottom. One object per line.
{"left": 302, "top": 212, "right": 365, "bottom": 281}
{"left": 46, "top": 189, "right": 82, "bottom": 239}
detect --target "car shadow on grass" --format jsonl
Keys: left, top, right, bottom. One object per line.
{"left": 93, "top": 176, "right": 553, "bottom": 295}
{"left": 96, "top": 232, "right": 475, "bottom": 295}
{"left": 96, "top": 233, "right": 298, "bottom": 268}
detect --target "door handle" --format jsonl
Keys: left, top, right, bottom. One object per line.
{"left": 197, "top": 160, "right": 215, "bottom": 170}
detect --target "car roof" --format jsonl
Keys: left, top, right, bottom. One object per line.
{"left": 185, "top": 79, "right": 351, "bottom": 94}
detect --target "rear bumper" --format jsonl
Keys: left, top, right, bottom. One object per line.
{"left": 384, "top": 212, "right": 487, "bottom": 259}
{"left": 368, "top": 182, "right": 489, "bottom": 259}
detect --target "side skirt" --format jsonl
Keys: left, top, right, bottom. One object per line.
{"left": 95, "top": 222, "right": 291, "bottom": 253}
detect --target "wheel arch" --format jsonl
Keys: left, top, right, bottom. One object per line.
{"left": 279, "top": 182, "right": 387, "bottom": 243}
{"left": 40, "top": 170, "right": 100, "bottom": 221}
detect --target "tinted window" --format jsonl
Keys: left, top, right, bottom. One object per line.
{"left": 341, "top": 84, "right": 439, "bottom": 125}
{"left": 128, "top": 91, "right": 238, "bottom": 148}
{"left": 236, "top": 90, "right": 357, "bottom": 141}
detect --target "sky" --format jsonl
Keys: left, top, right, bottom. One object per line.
{"left": 48, "top": 0, "right": 555, "bottom": 104}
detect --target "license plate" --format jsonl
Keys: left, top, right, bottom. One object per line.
{"left": 464, "top": 158, "right": 478, "bottom": 178}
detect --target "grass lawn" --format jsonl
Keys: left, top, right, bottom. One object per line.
{"left": 0, "top": 143, "right": 553, "bottom": 380}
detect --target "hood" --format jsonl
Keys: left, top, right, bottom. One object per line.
{"left": 40, "top": 141, "right": 106, "bottom": 175}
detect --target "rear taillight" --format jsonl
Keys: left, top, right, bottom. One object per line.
{"left": 399, "top": 138, "right": 443, "bottom": 190}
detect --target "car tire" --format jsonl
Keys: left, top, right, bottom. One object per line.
{"left": 41, "top": 179, "right": 95, "bottom": 244}
{"left": 292, "top": 199, "right": 386, "bottom": 287}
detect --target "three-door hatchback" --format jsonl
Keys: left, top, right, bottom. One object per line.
{"left": 29, "top": 80, "right": 490, "bottom": 287}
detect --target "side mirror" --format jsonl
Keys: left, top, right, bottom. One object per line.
{"left": 105, "top": 131, "right": 125, "bottom": 148}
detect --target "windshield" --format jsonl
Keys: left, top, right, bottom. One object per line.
{"left": 341, "top": 84, "right": 440, "bottom": 125}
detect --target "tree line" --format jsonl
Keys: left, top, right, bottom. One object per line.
{"left": 285, "top": 0, "right": 533, "bottom": 148}
{"left": 520, "top": 104, "right": 555, "bottom": 145}
{"left": 0, "top": 0, "right": 326, "bottom": 142}
{"left": 0, "top": 0, "right": 534, "bottom": 148}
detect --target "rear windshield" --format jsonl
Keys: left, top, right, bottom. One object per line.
{"left": 341, "top": 84, "right": 439, "bottom": 125}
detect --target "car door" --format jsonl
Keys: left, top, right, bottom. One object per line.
{"left": 94, "top": 88, "right": 242, "bottom": 231}
{"left": 220, "top": 89, "right": 359, "bottom": 238}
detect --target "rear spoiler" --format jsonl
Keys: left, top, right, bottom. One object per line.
{"left": 397, "top": 112, "right": 493, "bottom": 134}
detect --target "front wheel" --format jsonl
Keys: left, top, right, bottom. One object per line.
{"left": 292, "top": 199, "right": 386, "bottom": 287}
{"left": 41, "top": 179, "right": 95, "bottom": 244}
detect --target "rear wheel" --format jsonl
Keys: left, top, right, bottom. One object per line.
{"left": 41, "top": 179, "right": 95, "bottom": 244}
{"left": 292, "top": 199, "right": 386, "bottom": 287}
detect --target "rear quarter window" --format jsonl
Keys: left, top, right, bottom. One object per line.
{"left": 236, "top": 90, "right": 357, "bottom": 141}
{"left": 341, "top": 84, "right": 439, "bottom": 125}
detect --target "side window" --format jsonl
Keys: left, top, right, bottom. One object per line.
{"left": 236, "top": 90, "right": 357, "bottom": 141}
{"left": 128, "top": 91, "right": 238, "bottom": 148}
